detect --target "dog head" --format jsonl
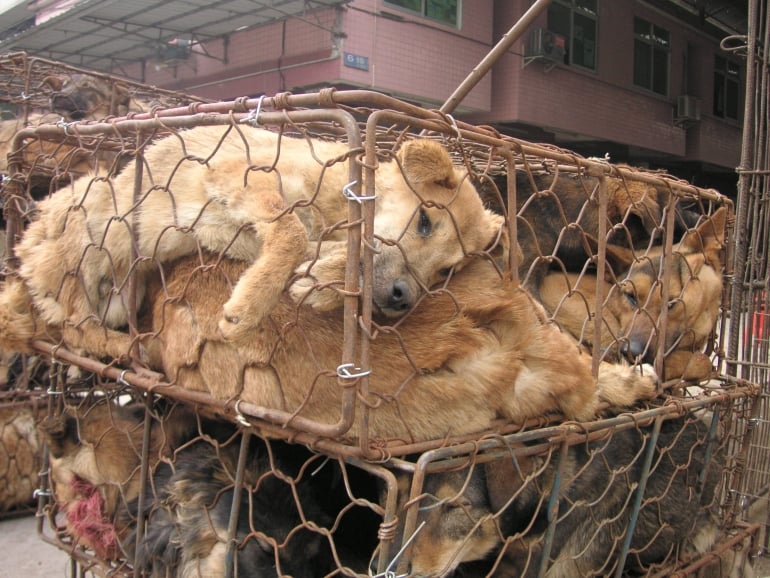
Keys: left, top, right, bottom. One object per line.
{"left": 38, "top": 401, "right": 194, "bottom": 557}
{"left": 383, "top": 464, "right": 500, "bottom": 577}
{"left": 604, "top": 206, "right": 726, "bottom": 363}
{"left": 50, "top": 74, "right": 131, "bottom": 121}
{"left": 370, "top": 139, "right": 507, "bottom": 317}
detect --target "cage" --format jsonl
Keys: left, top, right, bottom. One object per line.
{"left": 0, "top": 80, "right": 760, "bottom": 576}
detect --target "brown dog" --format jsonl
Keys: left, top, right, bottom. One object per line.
{"left": 5, "top": 128, "right": 504, "bottom": 361}
{"left": 135, "top": 250, "right": 656, "bottom": 443}
{"left": 37, "top": 401, "right": 195, "bottom": 559}
{"left": 514, "top": 169, "right": 664, "bottom": 289}
{"left": 539, "top": 207, "right": 727, "bottom": 381}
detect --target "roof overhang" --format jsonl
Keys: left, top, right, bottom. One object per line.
{"left": 0, "top": 0, "right": 349, "bottom": 72}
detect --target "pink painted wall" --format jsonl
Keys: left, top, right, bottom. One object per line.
{"left": 115, "top": 0, "right": 739, "bottom": 169}
{"left": 466, "top": 0, "right": 740, "bottom": 165}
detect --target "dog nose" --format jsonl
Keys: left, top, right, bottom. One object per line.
{"left": 387, "top": 279, "right": 413, "bottom": 312}
{"left": 621, "top": 338, "right": 655, "bottom": 363}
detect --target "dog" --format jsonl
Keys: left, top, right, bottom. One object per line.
{"left": 392, "top": 412, "right": 743, "bottom": 577}
{"left": 2, "top": 127, "right": 505, "bottom": 361}
{"left": 129, "top": 432, "right": 335, "bottom": 578}
{"left": 538, "top": 207, "right": 727, "bottom": 382}
{"left": 513, "top": 169, "right": 664, "bottom": 289}
{"left": 131, "top": 249, "right": 658, "bottom": 443}
{"left": 37, "top": 400, "right": 197, "bottom": 559}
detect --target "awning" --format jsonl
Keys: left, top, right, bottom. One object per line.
{"left": 0, "top": 0, "right": 349, "bottom": 72}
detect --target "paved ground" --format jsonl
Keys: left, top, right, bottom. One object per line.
{"left": 0, "top": 514, "right": 73, "bottom": 578}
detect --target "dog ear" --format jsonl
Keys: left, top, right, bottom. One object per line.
{"left": 582, "top": 234, "right": 636, "bottom": 282}
{"left": 484, "top": 447, "right": 537, "bottom": 512}
{"left": 607, "top": 179, "right": 662, "bottom": 237}
{"left": 38, "top": 413, "right": 78, "bottom": 459}
{"left": 112, "top": 84, "right": 132, "bottom": 116}
{"left": 40, "top": 75, "right": 64, "bottom": 92}
{"left": 399, "top": 140, "right": 458, "bottom": 189}
{"left": 677, "top": 207, "right": 726, "bottom": 271}
{"left": 485, "top": 211, "right": 516, "bottom": 266}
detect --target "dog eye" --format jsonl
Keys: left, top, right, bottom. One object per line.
{"left": 438, "top": 267, "right": 452, "bottom": 278}
{"left": 417, "top": 209, "right": 432, "bottom": 237}
{"left": 623, "top": 289, "right": 638, "bottom": 308}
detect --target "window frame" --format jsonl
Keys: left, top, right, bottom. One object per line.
{"left": 547, "top": 0, "right": 599, "bottom": 71}
{"left": 713, "top": 54, "right": 741, "bottom": 121}
{"left": 383, "top": 0, "right": 462, "bottom": 28}
{"left": 632, "top": 16, "right": 671, "bottom": 97}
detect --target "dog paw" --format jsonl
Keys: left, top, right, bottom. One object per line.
{"left": 632, "top": 363, "right": 659, "bottom": 398}
{"left": 219, "top": 300, "right": 262, "bottom": 342}
{"left": 289, "top": 274, "right": 344, "bottom": 311}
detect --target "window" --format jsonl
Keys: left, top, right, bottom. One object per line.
{"left": 385, "top": 0, "right": 460, "bottom": 27}
{"left": 714, "top": 55, "right": 741, "bottom": 120}
{"left": 633, "top": 17, "right": 670, "bottom": 96}
{"left": 547, "top": 0, "right": 598, "bottom": 70}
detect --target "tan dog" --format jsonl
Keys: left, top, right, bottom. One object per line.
{"left": 137, "top": 251, "right": 656, "bottom": 443}
{"left": 4, "top": 128, "right": 504, "bottom": 360}
{"left": 539, "top": 207, "right": 726, "bottom": 381}
{"left": 37, "top": 401, "right": 195, "bottom": 558}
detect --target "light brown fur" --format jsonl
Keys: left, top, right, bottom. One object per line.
{"left": 139, "top": 252, "right": 656, "bottom": 443}
{"left": 539, "top": 207, "right": 727, "bottom": 381}
{"left": 37, "top": 402, "right": 194, "bottom": 555}
{"left": 5, "top": 128, "right": 504, "bottom": 360}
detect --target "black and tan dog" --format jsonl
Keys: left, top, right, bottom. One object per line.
{"left": 393, "top": 413, "right": 740, "bottom": 577}
{"left": 130, "top": 433, "right": 336, "bottom": 578}
{"left": 538, "top": 207, "right": 727, "bottom": 382}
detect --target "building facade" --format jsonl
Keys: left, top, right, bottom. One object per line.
{"left": 0, "top": 0, "right": 746, "bottom": 192}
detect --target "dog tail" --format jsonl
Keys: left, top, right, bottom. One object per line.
{"left": 0, "top": 276, "right": 43, "bottom": 353}
{"left": 596, "top": 361, "right": 658, "bottom": 410}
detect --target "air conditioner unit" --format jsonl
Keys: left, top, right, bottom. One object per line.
{"left": 675, "top": 95, "right": 701, "bottom": 124}
{"left": 527, "top": 28, "right": 566, "bottom": 65}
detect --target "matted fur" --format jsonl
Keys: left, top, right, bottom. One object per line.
{"left": 6, "top": 127, "right": 504, "bottom": 358}
{"left": 139, "top": 252, "right": 656, "bottom": 443}
{"left": 539, "top": 207, "right": 727, "bottom": 381}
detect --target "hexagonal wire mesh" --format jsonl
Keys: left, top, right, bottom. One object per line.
{"left": 0, "top": 79, "right": 760, "bottom": 574}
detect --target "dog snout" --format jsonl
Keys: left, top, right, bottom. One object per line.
{"left": 621, "top": 337, "right": 655, "bottom": 363}
{"left": 385, "top": 279, "right": 413, "bottom": 313}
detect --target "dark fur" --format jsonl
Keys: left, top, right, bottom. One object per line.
{"left": 394, "top": 414, "right": 732, "bottom": 577}
{"left": 130, "top": 434, "right": 335, "bottom": 578}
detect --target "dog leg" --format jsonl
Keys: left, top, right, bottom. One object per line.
{"left": 596, "top": 361, "right": 658, "bottom": 410}
{"left": 212, "top": 171, "right": 309, "bottom": 341}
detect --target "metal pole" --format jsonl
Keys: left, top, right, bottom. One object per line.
{"left": 439, "top": 0, "right": 552, "bottom": 114}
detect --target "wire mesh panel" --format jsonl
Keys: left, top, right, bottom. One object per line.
{"left": 0, "top": 87, "right": 758, "bottom": 576}
{"left": 383, "top": 395, "right": 757, "bottom": 578}
{"left": 724, "top": 0, "right": 770, "bottom": 561}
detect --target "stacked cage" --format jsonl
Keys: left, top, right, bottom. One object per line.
{"left": 0, "top": 62, "right": 763, "bottom": 578}
{"left": 0, "top": 52, "right": 210, "bottom": 521}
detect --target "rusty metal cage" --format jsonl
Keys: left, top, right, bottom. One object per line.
{"left": 0, "top": 86, "right": 759, "bottom": 576}
{"left": 0, "top": 19, "right": 766, "bottom": 572}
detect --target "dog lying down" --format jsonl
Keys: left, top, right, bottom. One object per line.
{"left": 7, "top": 125, "right": 504, "bottom": 359}
{"left": 37, "top": 402, "right": 352, "bottom": 577}
{"left": 395, "top": 413, "right": 743, "bottom": 577}
{"left": 538, "top": 207, "right": 726, "bottom": 382}
{"left": 132, "top": 250, "right": 657, "bottom": 443}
